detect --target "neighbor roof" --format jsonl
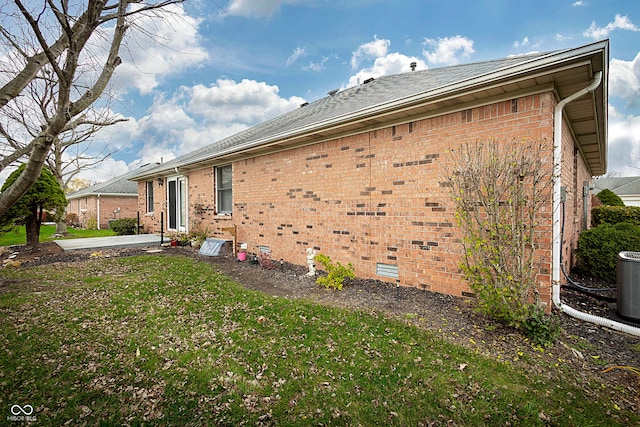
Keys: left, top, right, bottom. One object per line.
{"left": 593, "top": 176, "right": 640, "bottom": 196}
{"left": 132, "top": 40, "right": 608, "bottom": 180}
{"left": 67, "top": 164, "right": 158, "bottom": 200}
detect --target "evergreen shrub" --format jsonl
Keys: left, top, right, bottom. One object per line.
{"left": 109, "top": 218, "right": 137, "bottom": 235}
{"left": 591, "top": 205, "right": 640, "bottom": 227}
{"left": 576, "top": 222, "right": 640, "bottom": 283}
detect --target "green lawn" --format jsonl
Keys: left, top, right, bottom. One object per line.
{"left": 0, "top": 225, "right": 115, "bottom": 246}
{"left": 0, "top": 255, "right": 636, "bottom": 426}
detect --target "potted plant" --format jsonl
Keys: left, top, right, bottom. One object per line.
{"left": 189, "top": 228, "right": 209, "bottom": 249}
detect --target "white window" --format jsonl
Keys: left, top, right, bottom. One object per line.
{"left": 146, "top": 181, "right": 154, "bottom": 213}
{"left": 216, "top": 165, "right": 232, "bottom": 214}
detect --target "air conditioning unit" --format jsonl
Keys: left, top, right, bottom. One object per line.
{"left": 616, "top": 252, "right": 640, "bottom": 322}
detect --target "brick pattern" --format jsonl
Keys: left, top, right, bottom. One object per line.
{"left": 67, "top": 195, "right": 137, "bottom": 229}
{"left": 140, "top": 93, "right": 592, "bottom": 307}
{"left": 560, "top": 115, "right": 591, "bottom": 271}
{"left": 139, "top": 179, "right": 165, "bottom": 233}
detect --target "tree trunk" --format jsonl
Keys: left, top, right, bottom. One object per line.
{"left": 25, "top": 206, "right": 41, "bottom": 250}
{"left": 56, "top": 220, "right": 68, "bottom": 235}
{"left": 54, "top": 171, "right": 68, "bottom": 235}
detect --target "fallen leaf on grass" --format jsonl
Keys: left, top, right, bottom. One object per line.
{"left": 538, "top": 411, "right": 551, "bottom": 422}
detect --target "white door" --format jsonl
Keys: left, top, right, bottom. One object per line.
{"left": 167, "top": 176, "right": 187, "bottom": 232}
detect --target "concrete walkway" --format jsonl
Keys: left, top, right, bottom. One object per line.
{"left": 54, "top": 234, "right": 163, "bottom": 251}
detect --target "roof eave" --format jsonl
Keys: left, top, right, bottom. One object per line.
{"left": 132, "top": 41, "right": 609, "bottom": 180}
{"left": 66, "top": 192, "right": 138, "bottom": 200}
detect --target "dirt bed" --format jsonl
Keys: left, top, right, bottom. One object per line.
{"left": 5, "top": 241, "right": 640, "bottom": 410}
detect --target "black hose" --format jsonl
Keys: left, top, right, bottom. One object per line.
{"left": 563, "top": 280, "right": 616, "bottom": 303}
{"left": 560, "top": 199, "right": 617, "bottom": 299}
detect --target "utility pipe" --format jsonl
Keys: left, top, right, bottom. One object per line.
{"left": 552, "top": 71, "right": 640, "bottom": 337}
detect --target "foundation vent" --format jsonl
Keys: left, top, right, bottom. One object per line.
{"left": 376, "top": 263, "right": 399, "bottom": 279}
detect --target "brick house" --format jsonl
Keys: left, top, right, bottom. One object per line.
{"left": 67, "top": 166, "right": 156, "bottom": 229}
{"left": 131, "top": 41, "right": 608, "bottom": 307}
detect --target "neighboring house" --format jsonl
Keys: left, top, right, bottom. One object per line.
{"left": 593, "top": 176, "right": 640, "bottom": 206}
{"left": 67, "top": 165, "right": 157, "bottom": 229}
{"left": 131, "top": 40, "right": 608, "bottom": 308}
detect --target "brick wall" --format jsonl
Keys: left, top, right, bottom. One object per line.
{"left": 97, "top": 196, "right": 138, "bottom": 229}
{"left": 66, "top": 196, "right": 97, "bottom": 227}
{"left": 187, "top": 168, "right": 218, "bottom": 232}
{"left": 140, "top": 92, "right": 591, "bottom": 307}
{"left": 560, "top": 114, "right": 592, "bottom": 271}
{"left": 67, "top": 195, "right": 138, "bottom": 229}
{"left": 138, "top": 179, "right": 166, "bottom": 233}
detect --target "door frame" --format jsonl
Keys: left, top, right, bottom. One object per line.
{"left": 167, "top": 175, "right": 188, "bottom": 233}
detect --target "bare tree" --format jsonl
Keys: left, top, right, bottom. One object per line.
{"left": 49, "top": 108, "right": 128, "bottom": 234}
{"left": 0, "top": 0, "right": 182, "bottom": 217}
{"left": 2, "top": 63, "right": 128, "bottom": 233}
{"left": 444, "top": 139, "right": 556, "bottom": 343}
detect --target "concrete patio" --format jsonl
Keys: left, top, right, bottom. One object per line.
{"left": 54, "top": 234, "right": 163, "bottom": 251}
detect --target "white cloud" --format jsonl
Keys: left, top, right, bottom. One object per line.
{"left": 422, "top": 35, "right": 475, "bottom": 65}
{"left": 286, "top": 47, "right": 307, "bottom": 66}
{"left": 610, "top": 52, "right": 640, "bottom": 108}
{"left": 0, "top": 168, "right": 14, "bottom": 190}
{"left": 104, "top": 3, "right": 209, "bottom": 95}
{"left": 351, "top": 36, "right": 391, "bottom": 69}
{"left": 225, "top": 0, "right": 299, "bottom": 18}
{"left": 513, "top": 37, "right": 530, "bottom": 48}
{"left": 118, "top": 79, "right": 305, "bottom": 164}
{"left": 72, "top": 157, "right": 131, "bottom": 184}
{"left": 346, "top": 52, "right": 427, "bottom": 88}
{"left": 56, "top": 78, "right": 306, "bottom": 176}
{"left": 583, "top": 14, "right": 639, "bottom": 39}
{"left": 346, "top": 36, "right": 425, "bottom": 87}
{"left": 187, "top": 78, "right": 306, "bottom": 125}
{"left": 572, "top": 1, "right": 586, "bottom": 7}
{"left": 607, "top": 106, "right": 640, "bottom": 175}
{"left": 555, "top": 33, "right": 571, "bottom": 42}
{"left": 304, "top": 56, "right": 333, "bottom": 72}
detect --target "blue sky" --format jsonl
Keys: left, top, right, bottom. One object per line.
{"left": 75, "top": 0, "right": 640, "bottom": 181}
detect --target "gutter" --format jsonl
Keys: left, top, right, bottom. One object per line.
{"left": 552, "top": 71, "right": 640, "bottom": 337}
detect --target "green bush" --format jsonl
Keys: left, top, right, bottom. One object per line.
{"left": 591, "top": 205, "right": 640, "bottom": 227}
{"left": 109, "top": 218, "right": 137, "bottom": 235}
{"left": 86, "top": 216, "right": 98, "bottom": 230}
{"left": 576, "top": 222, "right": 640, "bottom": 283}
{"left": 315, "top": 253, "right": 355, "bottom": 290}
{"left": 521, "top": 309, "right": 560, "bottom": 347}
{"left": 596, "top": 188, "right": 624, "bottom": 206}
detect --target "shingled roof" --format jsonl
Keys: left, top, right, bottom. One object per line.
{"left": 132, "top": 40, "right": 608, "bottom": 180}
{"left": 593, "top": 176, "right": 640, "bottom": 196}
{"left": 67, "top": 164, "right": 158, "bottom": 200}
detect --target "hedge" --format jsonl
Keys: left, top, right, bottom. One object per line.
{"left": 109, "top": 218, "right": 137, "bottom": 235}
{"left": 576, "top": 222, "right": 640, "bottom": 284}
{"left": 591, "top": 205, "right": 640, "bottom": 227}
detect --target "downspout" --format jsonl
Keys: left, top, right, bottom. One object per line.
{"left": 552, "top": 71, "right": 640, "bottom": 337}
{"left": 97, "top": 194, "right": 101, "bottom": 230}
